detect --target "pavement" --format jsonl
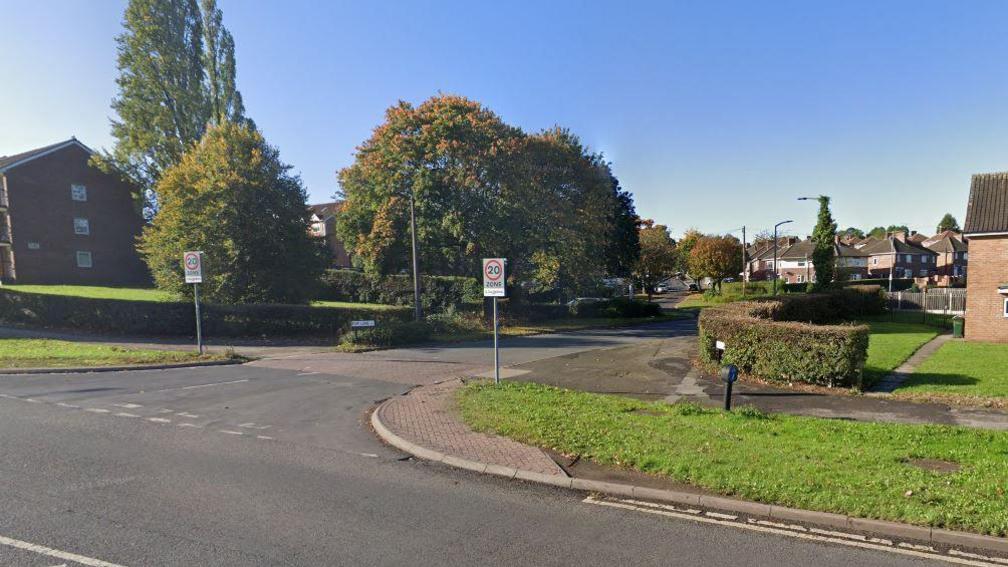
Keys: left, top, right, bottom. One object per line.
{"left": 871, "top": 332, "right": 954, "bottom": 393}
{"left": 0, "top": 319, "right": 957, "bottom": 566}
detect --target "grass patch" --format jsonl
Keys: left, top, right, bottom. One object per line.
{"left": 458, "top": 381, "right": 1008, "bottom": 536}
{"left": 860, "top": 319, "right": 938, "bottom": 387}
{"left": 0, "top": 338, "right": 224, "bottom": 368}
{"left": 896, "top": 342, "right": 1008, "bottom": 404}
{"left": 310, "top": 300, "right": 403, "bottom": 311}
{"left": 677, "top": 282, "right": 780, "bottom": 309}
{"left": 6, "top": 285, "right": 174, "bottom": 302}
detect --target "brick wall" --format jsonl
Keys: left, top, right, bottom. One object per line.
{"left": 964, "top": 235, "right": 1008, "bottom": 343}
{"left": 5, "top": 144, "right": 149, "bottom": 285}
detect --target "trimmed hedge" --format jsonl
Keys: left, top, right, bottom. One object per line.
{"left": 0, "top": 289, "right": 411, "bottom": 338}
{"left": 772, "top": 286, "right": 886, "bottom": 324}
{"left": 699, "top": 298, "right": 870, "bottom": 388}
{"left": 782, "top": 278, "right": 914, "bottom": 293}
{"left": 319, "top": 269, "right": 482, "bottom": 312}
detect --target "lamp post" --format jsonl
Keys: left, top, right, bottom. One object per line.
{"left": 725, "top": 226, "right": 747, "bottom": 297}
{"left": 407, "top": 188, "right": 422, "bottom": 321}
{"left": 773, "top": 219, "right": 793, "bottom": 295}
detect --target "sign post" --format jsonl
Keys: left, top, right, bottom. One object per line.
{"left": 482, "top": 258, "right": 506, "bottom": 385}
{"left": 183, "top": 251, "right": 204, "bottom": 354}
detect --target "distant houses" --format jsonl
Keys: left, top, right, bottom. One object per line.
{"left": 308, "top": 202, "right": 353, "bottom": 268}
{"left": 745, "top": 230, "right": 967, "bottom": 287}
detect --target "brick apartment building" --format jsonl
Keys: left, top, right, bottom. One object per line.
{"left": 963, "top": 172, "right": 1008, "bottom": 342}
{"left": 0, "top": 138, "right": 148, "bottom": 285}
{"left": 309, "top": 202, "right": 352, "bottom": 268}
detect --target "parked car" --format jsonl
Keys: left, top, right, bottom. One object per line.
{"left": 654, "top": 285, "right": 668, "bottom": 293}
{"left": 566, "top": 297, "right": 606, "bottom": 307}
{"left": 688, "top": 283, "right": 699, "bottom": 291}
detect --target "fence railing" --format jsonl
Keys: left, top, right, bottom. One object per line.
{"left": 883, "top": 288, "right": 965, "bottom": 329}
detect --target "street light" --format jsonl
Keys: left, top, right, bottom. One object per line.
{"left": 773, "top": 219, "right": 793, "bottom": 295}
{"left": 725, "top": 226, "right": 747, "bottom": 297}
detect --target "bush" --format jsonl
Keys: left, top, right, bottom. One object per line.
{"left": 698, "top": 300, "right": 869, "bottom": 388}
{"left": 570, "top": 297, "right": 662, "bottom": 319}
{"left": 318, "top": 269, "right": 482, "bottom": 312}
{"left": 770, "top": 286, "right": 885, "bottom": 324}
{"left": 340, "top": 320, "right": 434, "bottom": 348}
{"left": 0, "top": 289, "right": 411, "bottom": 339}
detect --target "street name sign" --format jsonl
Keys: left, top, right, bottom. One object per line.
{"left": 350, "top": 320, "right": 376, "bottom": 328}
{"left": 483, "top": 258, "right": 506, "bottom": 297}
{"left": 184, "top": 251, "right": 203, "bottom": 284}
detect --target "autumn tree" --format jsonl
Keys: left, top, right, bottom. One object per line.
{"left": 633, "top": 220, "right": 677, "bottom": 299}
{"left": 688, "top": 235, "right": 743, "bottom": 293}
{"left": 139, "top": 122, "right": 325, "bottom": 303}
{"left": 675, "top": 228, "right": 703, "bottom": 278}
{"left": 936, "top": 213, "right": 960, "bottom": 233}
{"left": 811, "top": 196, "right": 837, "bottom": 289}
{"left": 99, "top": 0, "right": 248, "bottom": 216}
{"left": 336, "top": 94, "right": 619, "bottom": 298}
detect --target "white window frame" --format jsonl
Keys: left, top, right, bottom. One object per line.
{"left": 70, "top": 184, "right": 87, "bottom": 202}
{"left": 73, "top": 217, "right": 90, "bottom": 235}
{"left": 1004, "top": 297, "right": 1008, "bottom": 318}
{"left": 905, "top": 254, "right": 912, "bottom": 263}
{"left": 796, "top": 275, "right": 805, "bottom": 283}
{"left": 903, "top": 268, "right": 913, "bottom": 279}
{"left": 872, "top": 257, "right": 878, "bottom": 265}
{"left": 76, "top": 251, "right": 92, "bottom": 268}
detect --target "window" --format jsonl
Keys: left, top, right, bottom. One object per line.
{"left": 70, "top": 184, "right": 87, "bottom": 201}
{"left": 872, "top": 257, "right": 878, "bottom": 265}
{"left": 27, "top": 242, "right": 40, "bottom": 250}
{"left": 920, "top": 269, "right": 928, "bottom": 276}
{"left": 903, "top": 268, "right": 913, "bottom": 279}
{"left": 73, "top": 218, "right": 90, "bottom": 235}
{"left": 76, "top": 251, "right": 92, "bottom": 268}
{"left": 797, "top": 261, "right": 806, "bottom": 267}
{"left": 797, "top": 275, "right": 805, "bottom": 283}
{"left": 1004, "top": 298, "right": 1008, "bottom": 318}
{"left": 964, "top": 252, "right": 969, "bottom": 261}
{"left": 905, "top": 254, "right": 912, "bottom": 263}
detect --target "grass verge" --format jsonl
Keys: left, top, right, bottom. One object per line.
{"left": 895, "top": 341, "right": 1008, "bottom": 406}
{"left": 859, "top": 318, "right": 939, "bottom": 388}
{"left": 0, "top": 338, "right": 227, "bottom": 369}
{"left": 5, "top": 285, "right": 174, "bottom": 302}
{"left": 458, "top": 381, "right": 1008, "bottom": 536}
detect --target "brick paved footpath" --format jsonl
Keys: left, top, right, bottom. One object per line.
{"left": 375, "top": 379, "right": 564, "bottom": 476}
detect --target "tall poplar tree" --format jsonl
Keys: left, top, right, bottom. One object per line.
{"left": 811, "top": 195, "right": 838, "bottom": 289}
{"left": 99, "top": 0, "right": 246, "bottom": 216}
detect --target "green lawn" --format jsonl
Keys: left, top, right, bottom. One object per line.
{"left": 459, "top": 381, "right": 1008, "bottom": 536}
{"left": 310, "top": 300, "right": 405, "bottom": 311}
{"left": 860, "top": 319, "right": 939, "bottom": 387}
{"left": 5, "top": 285, "right": 174, "bottom": 302}
{"left": 0, "top": 338, "right": 223, "bottom": 368}
{"left": 896, "top": 342, "right": 1008, "bottom": 402}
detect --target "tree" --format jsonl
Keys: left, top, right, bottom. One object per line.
{"left": 837, "top": 226, "right": 865, "bottom": 242}
{"left": 810, "top": 196, "right": 837, "bottom": 289}
{"left": 99, "top": 0, "right": 247, "bottom": 216}
{"left": 604, "top": 175, "right": 641, "bottom": 278}
{"left": 336, "top": 94, "right": 618, "bottom": 298}
{"left": 633, "top": 220, "right": 677, "bottom": 299}
{"left": 867, "top": 226, "right": 887, "bottom": 239}
{"left": 674, "top": 228, "right": 702, "bottom": 277}
{"left": 936, "top": 213, "right": 960, "bottom": 233}
{"left": 688, "top": 235, "right": 742, "bottom": 293}
{"left": 139, "top": 122, "right": 325, "bottom": 303}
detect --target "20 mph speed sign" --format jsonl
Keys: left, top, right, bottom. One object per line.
{"left": 482, "top": 258, "right": 506, "bottom": 297}
{"left": 183, "top": 251, "right": 203, "bottom": 284}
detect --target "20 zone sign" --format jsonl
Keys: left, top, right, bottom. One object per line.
{"left": 482, "top": 258, "right": 506, "bottom": 297}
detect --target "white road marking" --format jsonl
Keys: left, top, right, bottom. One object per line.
{"left": 175, "top": 412, "right": 199, "bottom": 418}
{"left": 180, "top": 379, "right": 248, "bottom": 390}
{"left": 25, "top": 398, "right": 41, "bottom": 403}
{"left": 56, "top": 403, "right": 80, "bottom": 409}
{"left": 950, "top": 550, "right": 1008, "bottom": 565}
{"left": 219, "top": 430, "right": 244, "bottom": 435}
{"left": 359, "top": 452, "right": 379, "bottom": 458}
{"left": 147, "top": 417, "right": 171, "bottom": 424}
{"left": 177, "top": 423, "right": 202, "bottom": 428}
{"left": 296, "top": 371, "right": 319, "bottom": 376}
{"left": 238, "top": 423, "right": 271, "bottom": 430}
{"left": 0, "top": 533, "right": 127, "bottom": 566}
{"left": 84, "top": 408, "right": 110, "bottom": 414}
{"left": 584, "top": 496, "right": 1005, "bottom": 566}
{"left": 704, "top": 511, "right": 737, "bottom": 520}
{"left": 114, "top": 412, "right": 139, "bottom": 418}
{"left": 256, "top": 435, "right": 274, "bottom": 440}
{"left": 113, "top": 403, "right": 142, "bottom": 409}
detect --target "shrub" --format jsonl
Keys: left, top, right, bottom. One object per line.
{"left": 567, "top": 297, "right": 662, "bottom": 319}
{"left": 340, "top": 320, "right": 433, "bottom": 348}
{"left": 0, "top": 289, "right": 411, "bottom": 339}
{"left": 698, "top": 300, "right": 869, "bottom": 388}
{"left": 318, "top": 269, "right": 482, "bottom": 312}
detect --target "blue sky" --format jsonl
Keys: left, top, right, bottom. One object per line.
{"left": 2, "top": 0, "right": 1007, "bottom": 239}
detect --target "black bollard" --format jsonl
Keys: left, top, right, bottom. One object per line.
{"left": 720, "top": 364, "right": 739, "bottom": 411}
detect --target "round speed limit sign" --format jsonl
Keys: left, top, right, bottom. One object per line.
{"left": 482, "top": 258, "right": 505, "bottom": 297}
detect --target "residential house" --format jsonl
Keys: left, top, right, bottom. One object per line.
{"left": 906, "top": 231, "right": 928, "bottom": 245}
{"left": 773, "top": 238, "right": 869, "bottom": 285}
{"left": 744, "top": 237, "right": 798, "bottom": 281}
{"left": 922, "top": 230, "right": 968, "bottom": 285}
{"left": 861, "top": 232, "right": 938, "bottom": 281}
{"left": 962, "top": 172, "right": 1008, "bottom": 342}
{"left": 0, "top": 138, "right": 148, "bottom": 285}
{"left": 309, "top": 202, "right": 352, "bottom": 268}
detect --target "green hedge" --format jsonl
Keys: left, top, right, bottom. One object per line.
{"left": 319, "top": 269, "right": 482, "bottom": 312}
{"left": 0, "top": 289, "right": 411, "bottom": 338}
{"left": 772, "top": 286, "right": 886, "bottom": 324}
{"left": 699, "top": 299, "right": 870, "bottom": 388}
{"left": 782, "top": 278, "right": 914, "bottom": 293}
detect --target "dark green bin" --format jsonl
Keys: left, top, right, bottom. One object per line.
{"left": 952, "top": 316, "right": 964, "bottom": 338}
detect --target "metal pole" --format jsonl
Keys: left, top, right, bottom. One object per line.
{"left": 723, "top": 381, "right": 733, "bottom": 411}
{"left": 493, "top": 297, "right": 500, "bottom": 385}
{"left": 773, "top": 226, "right": 778, "bottom": 295}
{"left": 409, "top": 189, "right": 422, "bottom": 321}
{"left": 741, "top": 225, "right": 746, "bottom": 298}
{"left": 193, "top": 283, "right": 203, "bottom": 355}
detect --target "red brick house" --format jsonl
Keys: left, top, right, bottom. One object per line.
{"left": 308, "top": 202, "right": 352, "bottom": 268}
{"left": 861, "top": 232, "right": 938, "bottom": 281}
{"left": 922, "top": 230, "right": 968, "bottom": 285}
{"left": 772, "top": 238, "right": 869, "bottom": 284}
{"left": 963, "top": 172, "right": 1008, "bottom": 342}
{"left": 0, "top": 138, "right": 148, "bottom": 285}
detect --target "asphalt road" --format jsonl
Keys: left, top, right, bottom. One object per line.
{"left": 0, "top": 321, "right": 947, "bottom": 566}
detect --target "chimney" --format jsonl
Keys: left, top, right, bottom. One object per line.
{"left": 893, "top": 230, "right": 907, "bottom": 243}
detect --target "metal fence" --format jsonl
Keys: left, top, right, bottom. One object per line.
{"left": 884, "top": 288, "right": 965, "bottom": 329}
